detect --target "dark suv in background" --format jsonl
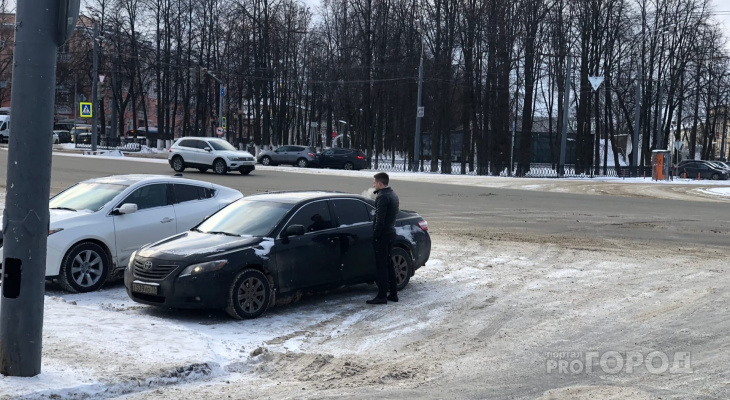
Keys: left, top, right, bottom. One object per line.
{"left": 676, "top": 160, "right": 729, "bottom": 180}
{"left": 317, "top": 148, "right": 368, "bottom": 170}
{"left": 257, "top": 145, "right": 318, "bottom": 167}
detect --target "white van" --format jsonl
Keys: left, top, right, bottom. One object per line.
{"left": 0, "top": 115, "right": 10, "bottom": 143}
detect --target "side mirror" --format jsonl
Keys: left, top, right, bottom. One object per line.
{"left": 282, "top": 224, "right": 305, "bottom": 238}
{"left": 115, "top": 203, "right": 138, "bottom": 215}
{"left": 204, "top": 147, "right": 212, "bottom": 152}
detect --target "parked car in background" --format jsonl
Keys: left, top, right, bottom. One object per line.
{"left": 317, "top": 148, "right": 369, "bottom": 170}
{"left": 53, "top": 130, "right": 71, "bottom": 144}
{"left": 0, "top": 114, "right": 10, "bottom": 143}
{"left": 125, "top": 191, "right": 431, "bottom": 319}
{"left": 168, "top": 137, "right": 256, "bottom": 175}
{"left": 0, "top": 175, "right": 243, "bottom": 293}
{"left": 676, "top": 159, "right": 729, "bottom": 180}
{"left": 257, "top": 145, "right": 318, "bottom": 167}
{"left": 70, "top": 125, "right": 92, "bottom": 143}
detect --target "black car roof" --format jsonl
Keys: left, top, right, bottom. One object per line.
{"left": 244, "top": 190, "right": 368, "bottom": 204}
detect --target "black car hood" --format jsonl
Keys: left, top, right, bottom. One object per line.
{"left": 138, "top": 231, "right": 266, "bottom": 260}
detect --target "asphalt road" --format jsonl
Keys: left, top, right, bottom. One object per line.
{"left": 1, "top": 149, "right": 729, "bottom": 249}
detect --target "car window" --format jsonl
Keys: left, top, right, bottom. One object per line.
{"left": 332, "top": 199, "right": 371, "bottom": 226}
{"left": 334, "top": 149, "right": 349, "bottom": 155}
{"left": 197, "top": 199, "right": 292, "bottom": 236}
{"left": 50, "top": 182, "right": 128, "bottom": 212}
{"left": 200, "top": 187, "right": 216, "bottom": 199}
{"left": 120, "top": 184, "right": 170, "bottom": 210}
{"left": 196, "top": 140, "right": 210, "bottom": 149}
{"left": 209, "top": 140, "right": 237, "bottom": 151}
{"left": 276, "top": 146, "right": 289, "bottom": 152}
{"left": 286, "top": 201, "right": 333, "bottom": 233}
{"left": 291, "top": 146, "right": 304, "bottom": 152}
{"left": 174, "top": 184, "right": 204, "bottom": 203}
{"left": 323, "top": 149, "right": 334, "bottom": 155}
{"left": 178, "top": 139, "right": 196, "bottom": 148}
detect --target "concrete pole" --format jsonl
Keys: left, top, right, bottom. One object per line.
{"left": 413, "top": 40, "right": 424, "bottom": 172}
{"left": 91, "top": 23, "right": 99, "bottom": 152}
{"left": 559, "top": 55, "right": 572, "bottom": 177}
{"left": 0, "top": 0, "right": 63, "bottom": 377}
{"left": 632, "top": 68, "right": 642, "bottom": 176}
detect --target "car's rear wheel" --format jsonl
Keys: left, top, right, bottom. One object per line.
{"left": 391, "top": 247, "right": 412, "bottom": 291}
{"left": 58, "top": 242, "right": 110, "bottom": 293}
{"left": 226, "top": 269, "right": 271, "bottom": 319}
{"left": 711, "top": 173, "right": 719, "bottom": 180}
{"left": 297, "top": 158, "right": 308, "bottom": 168}
{"left": 213, "top": 159, "right": 227, "bottom": 175}
{"left": 172, "top": 156, "right": 185, "bottom": 172}
{"left": 343, "top": 161, "right": 354, "bottom": 170}
{"left": 261, "top": 156, "right": 272, "bottom": 166}
{"left": 198, "top": 167, "right": 208, "bottom": 173}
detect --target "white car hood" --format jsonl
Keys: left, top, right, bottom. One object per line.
{"left": 216, "top": 150, "right": 254, "bottom": 158}
{"left": 0, "top": 208, "right": 95, "bottom": 231}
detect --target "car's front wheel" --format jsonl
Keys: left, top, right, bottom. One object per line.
{"left": 172, "top": 156, "right": 185, "bottom": 172}
{"left": 226, "top": 269, "right": 271, "bottom": 319}
{"left": 58, "top": 242, "right": 110, "bottom": 293}
{"left": 261, "top": 156, "right": 272, "bottom": 166}
{"left": 213, "top": 159, "right": 227, "bottom": 175}
{"left": 392, "top": 247, "right": 412, "bottom": 291}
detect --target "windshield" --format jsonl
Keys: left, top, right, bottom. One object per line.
{"left": 208, "top": 140, "right": 237, "bottom": 151}
{"left": 196, "top": 199, "right": 292, "bottom": 236}
{"left": 49, "top": 182, "right": 128, "bottom": 212}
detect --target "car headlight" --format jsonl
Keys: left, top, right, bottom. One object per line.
{"left": 49, "top": 228, "right": 64, "bottom": 236}
{"left": 179, "top": 260, "right": 228, "bottom": 277}
{"left": 127, "top": 250, "right": 138, "bottom": 271}
{"left": 227, "top": 156, "right": 246, "bottom": 161}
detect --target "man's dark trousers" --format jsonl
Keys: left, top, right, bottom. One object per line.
{"left": 374, "top": 232, "right": 397, "bottom": 298}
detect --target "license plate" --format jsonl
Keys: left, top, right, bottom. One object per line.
{"left": 132, "top": 282, "right": 158, "bottom": 295}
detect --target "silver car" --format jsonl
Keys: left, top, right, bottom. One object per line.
{"left": 257, "top": 145, "right": 318, "bottom": 168}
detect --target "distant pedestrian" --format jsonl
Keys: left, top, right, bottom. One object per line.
{"left": 367, "top": 172, "right": 400, "bottom": 305}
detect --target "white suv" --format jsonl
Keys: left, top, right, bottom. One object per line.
{"left": 168, "top": 137, "right": 256, "bottom": 175}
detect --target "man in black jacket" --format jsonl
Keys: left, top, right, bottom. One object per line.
{"left": 367, "top": 172, "right": 400, "bottom": 305}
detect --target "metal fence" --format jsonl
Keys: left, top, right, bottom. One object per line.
{"left": 74, "top": 136, "right": 146, "bottom": 152}
{"left": 369, "top": 159, "right": 652, "bottom": 178}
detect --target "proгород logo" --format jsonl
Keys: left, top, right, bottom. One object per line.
{"left": 545, "top": 351, "right": 692, "bottom": 375}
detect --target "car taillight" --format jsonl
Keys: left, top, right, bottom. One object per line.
{"left": 417, "top": 220, "right": 428, "bottom": 231}
{"left": 356, "top": 155, "right": 364, "bottom": 160}
{"left": 168, "top": 148, "right": 172, "bottom": 152}
{"left": 308, "top": 153, "right": 314, "bottom": 157}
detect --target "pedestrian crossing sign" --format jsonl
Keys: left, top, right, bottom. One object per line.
{"left": 79, "top": 102, "right": 93, "bottom": 118}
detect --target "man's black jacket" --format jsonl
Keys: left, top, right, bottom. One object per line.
{"left": 373, "top": 186, "right": 399, "bottom": 239}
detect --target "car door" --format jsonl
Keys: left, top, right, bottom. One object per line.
{"left": 177, "top": 139, "right": 201, "bottom": 165}
{"left": 273, "top": 200, "right": 341, "bottom": 291}
{"left": 112, "top": 183, "right": 177, "bottom": 267}
{"left": 319, "top": 149, "right": 336, "bottom": 167}
{"left": 273, "top": 146, "right": 290, "bottom": 164}
{"left": 196, "top": 139, "right": 216, "bottom": 167}
{"left": 332, "top": 198, "right": 375, "bottom": 283}
{"left": 172, "top": 183, "right": 217, "bottom": 231}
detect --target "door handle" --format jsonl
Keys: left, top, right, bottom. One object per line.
{"left": 160, "top": 217, "right": 174, "bottom": 223}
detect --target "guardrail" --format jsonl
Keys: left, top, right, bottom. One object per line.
{"left": 74, "top": 137, "right": 146, "bottom": 152}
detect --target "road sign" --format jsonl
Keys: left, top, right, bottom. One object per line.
{"left": 216, "top": 126, "right": 224, "bottom": 137}
{"left": 98, "top": 74, "right": 105, "bottom": 83}
{"left": 79, "top": 102, "right": 92, "bottom": 118}
{"left": 221, "top": 87, "right": 225, "bottom": 97}
{"left": 222, "top": 117, "right": 227, "bottom": 129}
{"left": 588, "top": 76, "right": 604, "bottom": 91}
{"left": 417, "top": 106, "right": 424, "bottom": 118}
{"left": 674, "top": 140, "right": 684, "bottom": 151}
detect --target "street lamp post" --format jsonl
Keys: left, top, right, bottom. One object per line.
{"left": 413, "top": 21, "right": 424, "bottom": 172}
{"left": 201, "top": 67, "right": 224, "bottom": 137}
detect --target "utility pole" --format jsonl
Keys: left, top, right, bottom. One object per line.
{"left": 632, "top": 67, "right": 642, "bottom": 176}
{"left": 91, "top": 22, "right": 99, "bottom": 152}
{"left": 0, "top": 0, "right": 79, "bottom": 377}
{"left": 413, "top": 26, "right": 424, "bottom": 172}
{"left": 111, "top": 55, "right": 117, "bottom": 139}
{"left": 559, "top": 54, "right": 572, "bottom": 177}
{"left": 655, "top": 84, "right": 664, "bottom": 151}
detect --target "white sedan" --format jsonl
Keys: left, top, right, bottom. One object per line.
{"left": 0, "top": 175, "right": 242, "bottom": 293}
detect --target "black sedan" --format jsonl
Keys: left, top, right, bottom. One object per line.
{"left": 124, "top": 191, "right": 431, "bottom": 319}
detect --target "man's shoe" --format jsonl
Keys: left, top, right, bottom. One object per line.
{"left": 366, "top": 297, "right": 387, "bottom": 305}
{"left": 387, "top": 294, "right": 399, "bottom": 302}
